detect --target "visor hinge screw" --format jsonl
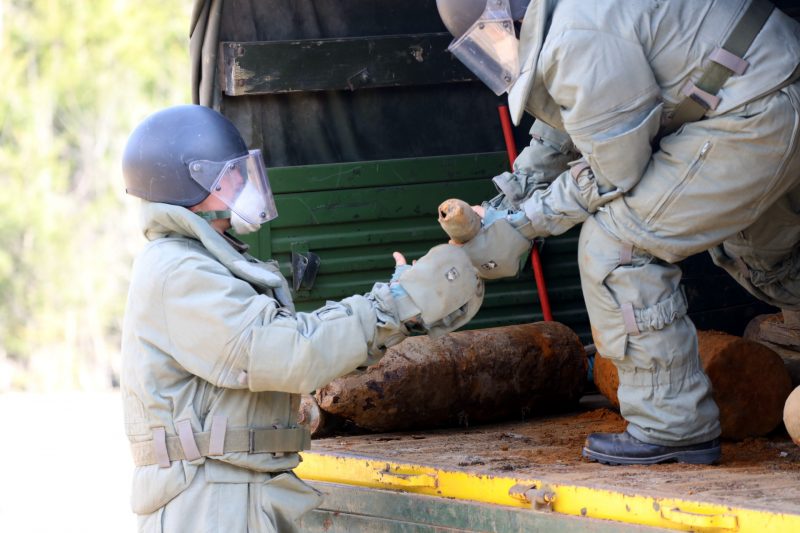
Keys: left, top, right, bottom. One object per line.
{"left": 215, "top": 186, "right": 222, "bottom": 191}
{"left": 191, "top": 162, "right": 201, "bottom": 171}
{"left": 478, "top": 23, "right": 485, "bottom": 30}
{"left": 260, "top": 211, "right": 267, "bottom": 219}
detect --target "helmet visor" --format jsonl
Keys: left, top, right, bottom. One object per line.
{"left": 448, "top": 0, "right": 520, "bottom": 95}
{"left": 190, "top": 150, "right": 278, "bottom": 224}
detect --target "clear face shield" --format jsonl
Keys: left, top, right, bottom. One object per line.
{"left": 188, "top": 149, "right": 278, "bottom": 233}
{"left": 447, "top": 0, "right": 520, "bottom": 95}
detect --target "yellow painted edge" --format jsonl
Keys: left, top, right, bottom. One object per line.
{"left": 296, "top": 451, "right": 800, "bottom": 532}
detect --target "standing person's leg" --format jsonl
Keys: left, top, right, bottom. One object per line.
{"left": 578, "top": 216, "right": 721, "bottom": 460}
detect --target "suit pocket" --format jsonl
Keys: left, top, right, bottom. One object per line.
{"left": 260, "top": 472, "right": 323, "bottom": 532}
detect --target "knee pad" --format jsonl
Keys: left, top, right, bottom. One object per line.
{"left": 579, "top": 218, "right": 688, "bottom": 359}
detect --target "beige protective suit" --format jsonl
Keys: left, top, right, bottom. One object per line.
{"left": 122, "top": 202, "right": 482, "bottom": 531}
{"left": 493, "top": 0, "right": 800, "bottom": 445}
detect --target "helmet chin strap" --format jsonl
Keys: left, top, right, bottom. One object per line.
{"left": 195, "top": 210, "right": 231, "bottom": 222}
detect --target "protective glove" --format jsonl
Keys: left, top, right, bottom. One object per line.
{"left": 462, "top": 216, "right": 533, "bottom": 279}
{"left": 390, "top": 244, "right": 484, "bottom": 338}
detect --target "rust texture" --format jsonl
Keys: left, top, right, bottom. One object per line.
{"left": 315, "top": 322, "right": 587, "bottom": 432}
{"left": 594, "top": 330, "right": 793, "bottom": 440}
{"left": 593, "top": 353, "right": 620, "bottom": 407}
{"left": 437, "top": 198, "right": 481, "bottom": 244}
{"left": 700, "top": 330, "right": 793, "bottom": 440}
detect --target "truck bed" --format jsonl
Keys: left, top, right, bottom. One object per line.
{"left": 296, "top": 395, "right": 800, "bottom": 531}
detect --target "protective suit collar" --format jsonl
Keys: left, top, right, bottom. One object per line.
{"left": 508, "top": 0, "right": 559, "bottom": 125}
{"left": 140, "top": 201, "right": 286, "bottom": 292}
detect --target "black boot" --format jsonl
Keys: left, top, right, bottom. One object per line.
{"left": 582, "top": 431, "right": 721, "bottom": 465}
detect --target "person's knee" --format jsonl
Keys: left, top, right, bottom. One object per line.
{"left": 579, "top": 217, "right": 692, "bottom": 361}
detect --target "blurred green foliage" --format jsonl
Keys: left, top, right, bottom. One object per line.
{"left": 0, "top": 0, "right": 191, "bottom": 389}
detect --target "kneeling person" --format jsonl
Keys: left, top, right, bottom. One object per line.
{"left": 120, "top": 105, "right": 484, "bottom": 532}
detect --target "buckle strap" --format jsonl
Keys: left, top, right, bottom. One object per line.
{"left": 152, "top": 427, "right": 170, "bottom": 468}
{"left": 176, "top": 419, "right": 202, "bottom": 461}
{"left": 130, "top": 426, "right": 311, "bottom": 467}
{"left": 662, "top": 0, "right": 774, "bottom": 135}
{"left": 708, "top": 47, "right": 749, "bottom": 76}
{"left": 621, "top": 302, "right": 641, "bottom": 335}
{"left": 208, "top": 415, "right": 227, "bottom": 456}
{"left": 680, "top": 81, "right": 721, "bottom": 111}
{"left": 569, "top": 160, "right": 592, "bottom": 180}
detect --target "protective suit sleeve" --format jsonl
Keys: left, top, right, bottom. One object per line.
{"left": 543, "top": 29, "right": 662, "bottom": 192}
{"left": 520, "top": 162, "right": 623, "bottom": 238}
{"left": 159, "top": 250, "right": 406, "bottom": 394}
{"left": 245, "top": 245, "right": 485, "bottom": 392}
{"left": 245, "top": 286, "right": 407, "bottom": 394}
{"left": 486, "top": 121, "right": 576, "bottom": 211}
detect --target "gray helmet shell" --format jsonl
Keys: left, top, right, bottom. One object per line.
{"left": 436, "top": 0, "right": 529, "bottom": 38}
{"left": 122, "top": 105, "right": 249, "bottom": 207}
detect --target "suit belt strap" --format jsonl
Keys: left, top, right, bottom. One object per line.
{"left": 662, "top": 0, "right": 775, "bottom": 135}
{"left": 130, "top": 426, "right": 311, "bottom": 467}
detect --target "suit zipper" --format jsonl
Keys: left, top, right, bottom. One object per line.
{"left": 646, "top": 140, "right": 712, "bottom": 224}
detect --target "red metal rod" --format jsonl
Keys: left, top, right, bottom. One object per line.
{"left": 531, "top": 245, "right": 553, "bottom": 321}
{"left": 497, "top": 105, "right": 554, "bottom": 322}
{"left": 498, "top": 104, "right": 518, "bottom": 166}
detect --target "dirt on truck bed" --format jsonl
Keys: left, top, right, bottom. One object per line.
{"left": 309, "top": 395, "right": 800, "bottom": 514}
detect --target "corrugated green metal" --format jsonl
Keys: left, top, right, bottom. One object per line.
{"left": 241, "top": 152, "right": 590, "bottom": 340}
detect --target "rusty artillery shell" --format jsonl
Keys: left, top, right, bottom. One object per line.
{"left": 315, "top": 322, "right": 587, "bottom": 432}
{"left": 593, "top": 330, "right": 793, "bottom": 440}
{"left": 438, "top": 198, "right": 481, "bottom": 244}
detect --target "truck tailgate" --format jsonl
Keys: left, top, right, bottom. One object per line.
{"left": 296, "top": 397, "right": 800, "bottom": 532}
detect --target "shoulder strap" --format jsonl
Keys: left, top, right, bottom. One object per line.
{"left": 662, "top": 0, "right": 775, "bottom": 135}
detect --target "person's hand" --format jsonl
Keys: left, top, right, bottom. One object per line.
{"left": 390, "top": 252, "right": 412, "bottom": 298}
{"left": 392, "top": 251, "right": 407, "bottom": 267}
{"left": 389, "top": 252, "right": 423, "bottom": 326}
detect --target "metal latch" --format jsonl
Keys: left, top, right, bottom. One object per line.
{"left": 377, "top": 466, "right": 438, "bottom": 488}
{"left": 660, "top": 506, "right": 738, "bottom": 530}
{"left": 509, "top": 483, "right": 556, "bottom": 511}
{"left": 291, "top": 242, "right": 320, "bottom": 292}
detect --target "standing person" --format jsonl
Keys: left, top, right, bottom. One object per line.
{"left": 437, "top": 0, "right": 800, "bottom": 464}
{"left": 120, "top": 104, "right": 484, "bottom": 531}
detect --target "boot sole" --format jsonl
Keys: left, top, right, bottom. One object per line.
{"left": 582, "top": 445, "right": 721, "bottom": 466}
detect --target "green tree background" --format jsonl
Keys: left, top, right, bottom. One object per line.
{"left": 0, "top": 0, "right": 192, "bottom": 390}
